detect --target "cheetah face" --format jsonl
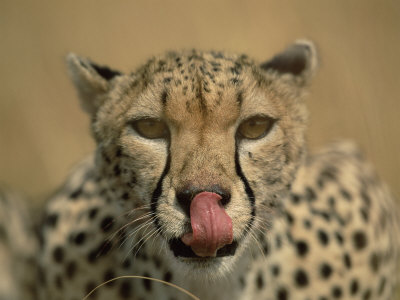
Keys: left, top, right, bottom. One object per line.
{"left": 67, "top": 40, "right": 317, "bottom": 275}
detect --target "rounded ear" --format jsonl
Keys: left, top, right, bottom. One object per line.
{"left": 66, "top": 53, "right": 122, "bottom": 115}
{"left": 260, "top": 40, "right": 318, "bottom": 86}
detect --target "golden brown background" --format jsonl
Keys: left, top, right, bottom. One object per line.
{"left": 0, "top": 0, "right": 399, "bottom": 297}
{"left": 2, "top": 0, "right": 399, "bottom": 203}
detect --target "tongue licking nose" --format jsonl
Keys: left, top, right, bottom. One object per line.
{"left": 181, "top": 191, "right": 233, "bottom": 257}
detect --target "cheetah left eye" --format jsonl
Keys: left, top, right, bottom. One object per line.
{"left": 130, "top": 118, "right": 169, "bottom": 140}
{"left": 236, "top": 115, "right": 275, "bottom": 140}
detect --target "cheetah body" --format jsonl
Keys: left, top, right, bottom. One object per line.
{"left": 2, "top": 41, "right": 400, "bottom": 300}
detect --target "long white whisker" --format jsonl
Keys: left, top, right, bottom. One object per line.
{"left": 108, "top": 211, "right": 155, "bottom": 242}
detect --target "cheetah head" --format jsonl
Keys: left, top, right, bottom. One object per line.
{"left": 67, "top": 40, "right": 317, "bottom": 277}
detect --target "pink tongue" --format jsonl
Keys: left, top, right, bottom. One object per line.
{"left": 181, "top": 192, "right": 233, "bottom": 257}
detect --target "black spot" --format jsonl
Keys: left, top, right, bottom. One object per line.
{"left": 122, "top": 193, "right": 129, "bottom": 200}
{"left": 65, "top": 261, "right": 77, "bottom": 279}
{"left": 361, "top": 190, "right": 371, "bottom": 207}
{"left": 363, "top": 289, "right": 372, "bottom": 300}
{"left": 87, "top": 241, "right": 112, "bottom": 263}
{"left": 239, "top": 276, "right": 246, "bottom": 288}
{"left": 295, "top": 240, "right": 309, "bottom": 257}
{"left": 230, "top": 77, "right": 240, "bottom": 85}
{"left": 116, "top": 228, "right": 127, "bottom": 247}
{"left": 142, "top": 273, "right": 152, "bottom": 291}
{"left": 343, "top": 253, "right": 352, "bottom": 269}
{"left": 113, "top": 165, "right": 121, "bottom": 176}
{"left": 115, "top": 148, "right": 122, "bottom": 157}
{"left": 369, "top": 253, "right": 380, "bottom": 272}
{"left": 305, "top": 187, "right": 316, "bottom": 201}
{"left": 119, "top": 280, "right": 132, "bottom": 298}
{"left": 353, "top": 230, "right": 367, "bottom": 250}
{"left": 256, "top": 272, "right": 264, "bottom": 290}
{"left": 237, "top": 92, "right": 243, "bottom": 105}
{"left": 275, "top": 235, "right": 282, "bottom": 249}
{"left": 89, "top": 208, "right": 99, "bottom": 219}
{"left": 378, "top": 276, "right": 386, "bottom": 295}
{"left": 311, "top": 209, "right": 331, "bottom": 222}
{"left": 276, "top": 287, "right": 288, "bottom": 300}
{"left": 317, "top": 229, "right": 329, "bottom": 246}
{"left": 163, "top": 271, "right": 172, "bottom": 282}
{"left": 321, "top": 166, "right": 337, "bottom": 179}
{"left": 271, "top": 265, "right": 280, "bottom": 277}
{"left": 55, "top": 275, "right": 63, "bottom": 289}
{"left": 0, "top": 225, "right": 6, "bottom": 241}
{"left": 360, "top": 207, "right": 369, "bottom": 222}
{"left": 153, "top": 256, "right": 161, "bottom": 268}
{"left": 38, "top": 266, "right": 46, "bottom": 285}
{"left": 122, "top": 259, "right": 131, "bottom": 269}
{"left": 70, "top": 188, "right": 82, "bottom": 199}
{"left": 320, "top": 263, "right": 333, "bottom": 279}
{"left": 103, "top": 269, "right": 116, "bottom": 287}
{"left": 85, "top": 281, "right": 97, "bottom": 299}
{"left": 284, "top": 211, "right": 294, "bottom": 225}
{"left": 335, "top": 232, "right": 344, "bottom": 245}
{"left": 97, "top": 241, "right": 112, "bottom": 257}
{"left": 74, "top": 232, "right": 86, "bottom": 245}
{"left": 53, "top": 246, "right": 64, "bottom": 263}
{"left": 340, "top": 189, "right": 352, "bottom": 201}
{"left": 263, "top": 242, "right": 269, "bottom": 256}
{"left": 350, "top": 279, "right": 359, "bottom": 295}
{"left": 294, "top": 269, "right": 309, "bottom": 287}
{"left": 163, "top": 77, "right": 172, "bottom": 83}
{"left": 332, "top": 286, "right": 343, "bottom": 298}
{"left": 100, "top": 216, "right": 114, "bottom": 232}
{"left": 291, "top": 194, "right": 301, "bottom": 204}
{"left": 161, "top": 90, "right": 168, "bottom": 104}
{"left": 303, "top": 219, "right": 312, "bottom": 229}
{"left": 45, "top": 213, "right": 59, "bottom": 228}
{"left": 328, "top": 196, "right": 336, "bottom": 207}
{"left": 286, "top": 231, "right": 294, "bottom": 243}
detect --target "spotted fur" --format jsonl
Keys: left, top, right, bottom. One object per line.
{"left": 1, "top": 40, "right": 400, "bottom": 300}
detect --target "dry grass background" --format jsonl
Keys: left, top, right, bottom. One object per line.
{"left": 0, "top": 0, "right": 399, "bottom": 296}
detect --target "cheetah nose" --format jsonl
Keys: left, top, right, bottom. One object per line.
{"left": 179, "top": 191, "right": 233, "bottom": 257}
{"left": 176, "top": 185, "right": 231, "bottom": 217}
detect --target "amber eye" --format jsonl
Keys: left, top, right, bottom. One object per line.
{"left": 130, "top": 118, "right": 169, "bottom": 139}
{"left": 237, "top": 115, "right": 275, "bottom": 140}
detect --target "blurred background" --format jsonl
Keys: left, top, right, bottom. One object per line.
{"left": 1, "top": 2, "right": 399, "bottom": 208}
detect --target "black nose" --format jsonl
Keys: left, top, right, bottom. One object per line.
{"left": 176, "top": 185, "right": 231, "bottom": 217}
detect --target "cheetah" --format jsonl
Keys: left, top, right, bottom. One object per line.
{"left": 1, "top": 40, "right": 399, "bottom": 300}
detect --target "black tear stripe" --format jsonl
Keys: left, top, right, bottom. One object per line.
{"left": 161, "top": 90, "right": 168, "bottom": 105}
{"left": 151, "top": 150, "right": 171, "bottom": 231}
{"left": 235, "top": 141, "right": 256, "bottom": 224}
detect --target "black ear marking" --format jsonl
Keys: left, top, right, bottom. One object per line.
{"left": 90, "top": 63, "right": 122, "bottom": 81}
{"left": 260, "top": 40, "right": 317, "bottom": 79}
{"left": 67, "top": 53, "right": 124, "bottom": 115}
{"left": 261, "top": 44, "right": 309, "bottom": 75}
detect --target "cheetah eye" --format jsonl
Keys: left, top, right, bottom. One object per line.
{"left": 237, "top": 115, "right": 275, "bottom": 140}
{"left": 130, "top": 118, "right": 169, "bottom": 140}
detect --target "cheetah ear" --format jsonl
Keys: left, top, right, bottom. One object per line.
{"left": 66, "top": 53, "right": 122, "bottom": 115}
{"left": 260, "top": 40, "right": 318, "bottom": 85}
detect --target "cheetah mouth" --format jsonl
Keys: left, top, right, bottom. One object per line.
{"left": 169, "top": 238, "right": 238, "bottom": 258}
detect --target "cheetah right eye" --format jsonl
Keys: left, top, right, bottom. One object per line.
{"left": 130, "top": 118, "right": 169, "bottom": 140}
{"left": 236, "top": 115, "right": 276, "bottom": 140}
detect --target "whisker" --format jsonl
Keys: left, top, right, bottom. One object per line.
{"left": 124, "top": 221, "right": 156, "bottom": 261}
{"left": 120, "top": 217, "right": 156, "bottom": 251}
{"left": 82, "top": 275, "right": 200, "bottom": 300}
{"left": 108, "top": 211, "right": 155, "bottom": 243}
{"left": 133, "top": 227, "right": 161, "bottom": 258}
